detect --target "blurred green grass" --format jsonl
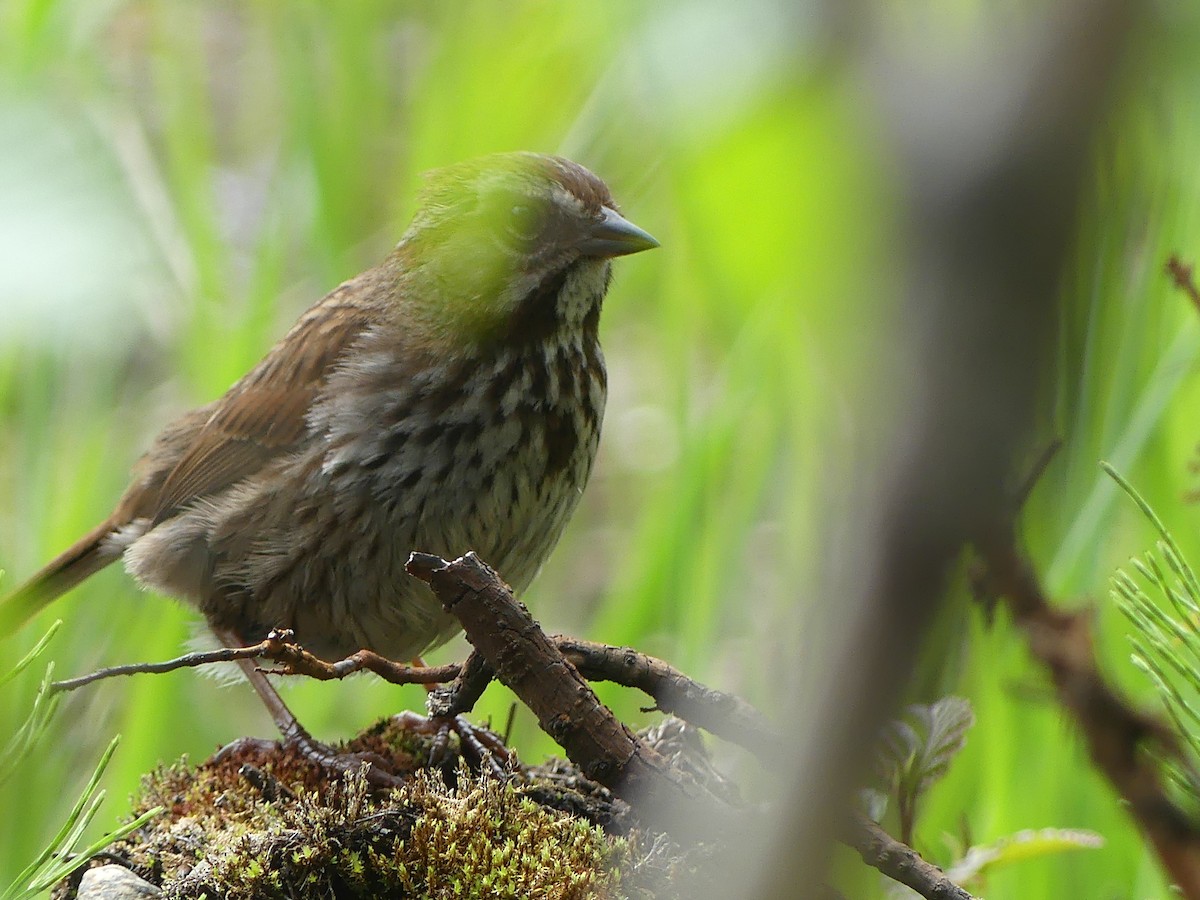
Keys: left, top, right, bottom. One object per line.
{"left": 0, "top": 2, "right": 1199, "bottom": 897}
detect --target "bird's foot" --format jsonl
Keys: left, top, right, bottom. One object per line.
{"left": 391, "top": 710, "right": 517, "bottom": 778}
{"left": 213, "top": 731, "right": 401, "bottom": 788}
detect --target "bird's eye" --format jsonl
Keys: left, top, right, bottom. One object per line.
{"left": 475, "top": 187, "right": 545, "bottom": 246}
{"left": 506, "top": 202, "right": 541, "bottom": 242}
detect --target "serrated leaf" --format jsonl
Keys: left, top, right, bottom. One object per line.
{"left": 946, "top": 827, "right": 1103, "bottom": 884}
{"left": 876, "top": 719, "right": 920, "bottom": 787}
{"left": 912, "top": 697, "right": 975, "bottom": 796}
{"left": 874, "top": 696, "right": 975, "bottom": 843}
{"left": 876, "top": 698, "right": 975, "bottom": 797}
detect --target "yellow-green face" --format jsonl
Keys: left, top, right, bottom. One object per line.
{"left": 395, "top": 153, "right": 657, "bottom": 347}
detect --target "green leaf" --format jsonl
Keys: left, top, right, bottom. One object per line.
{"left": 912, "top": 697, "right": 975, "bottom": 797}
{"left": 946, "top": 828, "right": 1104, "bottom": 885}
{"left": 878, "top": 697, "right": 975, "bottom": 797}
{"left": 0, "top": 620, "right": 61, "bottom": 688}
{"left": 874, "top": 696, "right": 975, "bottom": 844}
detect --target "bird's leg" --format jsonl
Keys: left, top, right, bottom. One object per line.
{"left": 211, "top": 628, "right": 399, "bottom": 787}
{"left": 397, "top": 655, "right": 515, "bottom": 775}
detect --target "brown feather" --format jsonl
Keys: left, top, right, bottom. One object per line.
{"left": 151, "top": 294, "right": 376, "bottom": 523}
{"left": 0, "top": 281, "right": 378, "bottom": 631}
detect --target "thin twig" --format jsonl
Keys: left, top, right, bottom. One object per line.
{"left": 556, "top": 637, "right": 782, "bottom": 766}
{"left": 50, "top": 630, "right": 460, "bottom": 694}
{"left": 50, "top": 624, "right": 778, "bottom": 766}
{"left": 1014, "top": 438, "right": 1063, "bottom": 511}
{"left": 1168, "top": 255, "right": 1200, "bottom": 504}
{"left": 845, "top": 812, "right": 977, "bottom": 900}
{"left": 50, "top": 642, "right": 276, "bottom": 693}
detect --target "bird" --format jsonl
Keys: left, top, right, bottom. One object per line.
{"left": 0, "top": 151, "right": 658, "bottom": 771}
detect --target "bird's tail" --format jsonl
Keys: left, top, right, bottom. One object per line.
{"left": 0, "top": 519, "right": 120, "bottom": 637}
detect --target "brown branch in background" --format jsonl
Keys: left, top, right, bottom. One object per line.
{"left": 845, "top": 813, "right": 977, "bottom": 900}
{"left": 973, "top": 517, "right": 1200, "bottom": 896}
{"left": 1166, "top": 256, "right": 1200, "bottom": 501}
{"left": 1167, "top": 255, "right": 1200, "bottom": 312}
{"left": 407, "top": 550, "right": 739, "bottom": 837}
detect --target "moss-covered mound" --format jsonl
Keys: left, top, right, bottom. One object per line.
{"left": 58, "top": 717, "right": 715, "bottom": 899}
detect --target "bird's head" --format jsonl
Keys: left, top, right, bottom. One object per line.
{"left": 394, "top": 153, "right": 658, "bottom": 348}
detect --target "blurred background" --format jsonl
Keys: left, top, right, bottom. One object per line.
{"left": 0, "top": 1, "right": 1198, "bottom": 896}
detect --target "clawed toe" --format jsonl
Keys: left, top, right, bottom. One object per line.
{"left": 392, "top": 710, "right": 516, "bottom": 777}
{"left": 214, "top": 731, "right": 401, "bottom": 788}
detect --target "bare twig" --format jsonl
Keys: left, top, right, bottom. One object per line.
{"left": 556, "top": 637, "right": 782, "bottom": 766}
{"left": 845, "top": 813, "right": 976, "bottom": 900}
{"left": 1014, "top": 439, "right": 1064, "bottom": 511}
{"left": 1166, "top": 255, "right": 1200, "bottom": 502}
{"left": 52, "top": 626, "right": 776, "bottom": 764}
{"left": 50, "top": 630, "right": 460, "bottom": 694}
{"left": 432, "top": 638, "right": 781, "bottom": 765}
{"left": 51, "top": 641, "right": 278, "bottom": 693}
{"left": 428, "top": 647, "right": 495, "bottom": 717}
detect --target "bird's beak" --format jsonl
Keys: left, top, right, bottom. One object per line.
{"left": 580, "top": 206, "right": 660, "bottom": 258}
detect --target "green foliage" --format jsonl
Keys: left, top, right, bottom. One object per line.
{"left": 869, "top": 697, "right": 1104, "bottom": 897}
{"left": 0, "top": 624, "right": 162, "bottom": 900}
{"left": 1, "top": 4, "right": 1200, "bottom": 898}
{"left": 0, "top": 1, "right": 864, "bottom": 884}
{"left": 944, "top": 828, "right": 1105, "bottom": 887}
{"left": 0, "top": 619, "right": 60, "bottom": 787}
{"left": 1108, "top": 463, "right": 1200, "bottom": 810}
{"left": 874, "top": 697, "right": 975, "bottom": 845}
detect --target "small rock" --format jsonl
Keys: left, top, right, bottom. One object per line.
{"left": 77, "top": 865, "right": 160, "bottom": 900}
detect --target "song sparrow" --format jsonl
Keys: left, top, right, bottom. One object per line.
{"left": 0, "top": 152, "right": 657, "bottom": 755}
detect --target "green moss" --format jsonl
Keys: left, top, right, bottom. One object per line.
{"left": 65, "top": 717, "right": 705, "bottom": 899}
{"left": 395, "top": 771, "right": 625, "bottom": 899}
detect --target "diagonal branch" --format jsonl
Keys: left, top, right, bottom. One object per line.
{"left": 407, "top": 550, "right": 742, "bottom": 838}
{"left": 845, "top": 813, "right": 977, "bottom": 900}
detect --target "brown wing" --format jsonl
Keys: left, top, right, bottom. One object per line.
{"left": 148, "top": 288, "right": 378, "bottom": 524}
